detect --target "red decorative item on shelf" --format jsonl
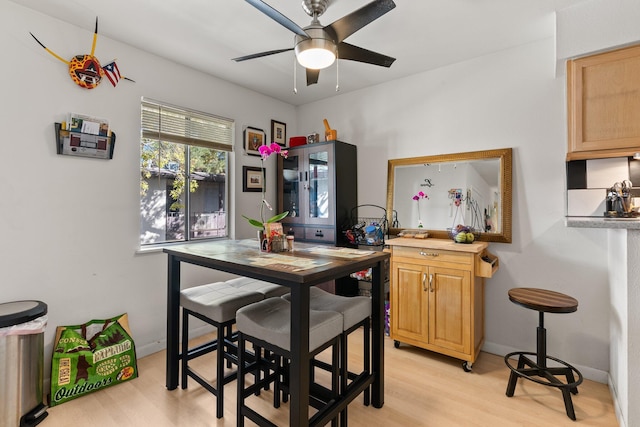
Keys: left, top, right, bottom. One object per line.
{"left": 289, "top": 136, "right": 307, "bottom": 147}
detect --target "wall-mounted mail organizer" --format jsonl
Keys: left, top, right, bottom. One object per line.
{"left": 54, "top": 122, "right": 116, "bottom": 160}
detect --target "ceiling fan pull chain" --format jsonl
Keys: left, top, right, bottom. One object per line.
{"left": 335, "top": 51, "right": 340, "bottom": 92}
{"left": 293, "top": 57, "right": 297, "bottom": 94}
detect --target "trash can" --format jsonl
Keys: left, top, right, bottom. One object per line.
{"left": 0, "top": 301, "right": 49, "bottom": 427}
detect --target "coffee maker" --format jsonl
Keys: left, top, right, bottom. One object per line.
{"left": 605, "top": 180, "right": 635, "bottom": 217}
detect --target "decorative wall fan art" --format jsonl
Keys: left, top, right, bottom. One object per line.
{"left": 30, "top": 18, "right": 134, "bottom": 89}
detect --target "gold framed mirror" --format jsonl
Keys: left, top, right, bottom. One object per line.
{"left": 386, "top": 148, "right": 512, "bottom": 243}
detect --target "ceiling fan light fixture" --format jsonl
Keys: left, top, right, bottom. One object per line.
{"left": 295, "top": 38, "right": 336, "bottom": 70}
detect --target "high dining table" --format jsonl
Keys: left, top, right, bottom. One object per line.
{"left": 163, "top": 239, "right": 389, "bottom": 426}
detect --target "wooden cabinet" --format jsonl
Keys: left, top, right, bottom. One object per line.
{"left": 277, "top": 140, "right": 357, "bottom": 245}
{"left": 567, "top": 44, "right": 640, "bottom": 161}
{"left": 388, "top": 238, "right": 498, "bottom": 370}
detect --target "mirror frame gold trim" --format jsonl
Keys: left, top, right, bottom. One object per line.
{"left": 386, "top": 148, "right": 512, "bottom": 243}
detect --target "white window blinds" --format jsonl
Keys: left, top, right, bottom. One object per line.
{"left": 141, "top": 98, "right": 234, "bottom": 151}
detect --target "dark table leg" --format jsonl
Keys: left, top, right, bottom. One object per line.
{"left": 166, "top": 254, "right": 180, "bottom": 390}
{"left": 289, "top": 285, "right": 311, "bottom": 426}
{"left": 371, "top": 259, "right": 385, "bottom": 408}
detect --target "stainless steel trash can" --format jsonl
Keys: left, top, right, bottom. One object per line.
{"left": 0, "top": 301, "right": 48, "bottom": 427}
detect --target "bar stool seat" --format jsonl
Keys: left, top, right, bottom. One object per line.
{"left": 283, "top": 287, "right": 371, "bottom": 330}
{"left": 504, "top": 287, "right": 584, "bottom": 420}
{"left": 180, "top": 282, "right": 264, "bottom": 419}
{"left": 226, "top": 276, "right": 290, "bottom": 299}
{"left": 236, "top": 297, "right": 344, "bottom": 427}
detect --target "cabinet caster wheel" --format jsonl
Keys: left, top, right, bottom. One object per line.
{"left": 394, "top": 340, "right": 400, "bottom": 348}
{"left": 462, "top": 361, "right": 472, "bottom": 372}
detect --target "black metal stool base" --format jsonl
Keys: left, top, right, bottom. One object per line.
{"left": 505, "top": 351, "right": 584, "bottom": 420}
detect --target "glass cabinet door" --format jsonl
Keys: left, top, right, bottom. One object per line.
{"left": 281, "top": 153, "right": 302, "bottom": 222}
{"left": 304, "top": 145, "right": 334, "bottom": 225}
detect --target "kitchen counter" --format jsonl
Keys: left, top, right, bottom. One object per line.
{"left": 566, "top": 216, "right": 640, "bottom": 229}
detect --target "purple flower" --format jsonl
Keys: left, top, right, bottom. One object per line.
{"left": 412, "top": 195, "right": 419, "bottom": 201}
{"left": 259, "top": 142, "right": 288, "bottom": 160}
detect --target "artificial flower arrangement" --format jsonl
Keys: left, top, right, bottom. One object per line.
{"left": 412, "top": 190, "right": 428, "bottom": 228}
{"left": 242, "top": 142, "right": 289, "bottom": 250}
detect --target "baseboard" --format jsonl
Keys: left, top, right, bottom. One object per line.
{"left": 481, "top": 341, "right": 609, "bottom": 384}
{"left": 608, "top": 374, "right": 626, "bottom": 427}
{"left": 136, "top": 324, "right": 213, "bottom": 359}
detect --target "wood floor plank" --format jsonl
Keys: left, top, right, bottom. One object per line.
{"left": 43, "top": 329, "right": 618, "bottom": 426}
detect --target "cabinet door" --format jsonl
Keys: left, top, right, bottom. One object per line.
{"left": 567, "top": 44, "right": 640, "bottom": 160}
{"left": 281, "top": 152, "right": 303, "bottom": 223}
{"left": 428, "top": 266, "right": 471, "bottom": 354}
{"left": 391, "top": 262, "right": 429, "bottom": 343}
{"left": 304, "top": 145, "right": 334, "bottom": 226}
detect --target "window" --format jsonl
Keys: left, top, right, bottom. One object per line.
{"left": 139, "top": 98, "right": 234, "bottom": 245}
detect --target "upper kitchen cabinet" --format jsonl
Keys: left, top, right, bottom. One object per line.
{"left": 277, "top": 140, "right": 357, "bottom": 245}
{"left": 567, "top": 44, "right": 640, "bottom": 161}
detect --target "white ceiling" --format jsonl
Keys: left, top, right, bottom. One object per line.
{"left": 11, "top": 0, "right": 590, "bottom": 106}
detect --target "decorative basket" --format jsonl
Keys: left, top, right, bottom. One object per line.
{"left": 447, "top": 227, "right": 480, "bottom": 244}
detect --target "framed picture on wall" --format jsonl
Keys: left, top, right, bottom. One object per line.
{"left": 243, "top": 166, "right": 265, "bottom": 192}
{"left": 244, "top": 127, "right": 265, "bottom": 155}
{"left": 271, "top": 120, "right": 287, "bottom": 147}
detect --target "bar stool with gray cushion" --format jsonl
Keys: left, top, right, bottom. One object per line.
{"left": 236, "top": 297, "right": 344, "bottom": 427}
{"left": 180, "top": 282, "right": 264, "bottom": 419}
{"left": 226, "top": 276, "right": 290, "bottom": 298}
{"left": 226, "top": 276, "right": 290, "bottom": 386}
{"left": 283, "top": 286, "right": 371, "bottom": 426}
{"left": 504, "top": 287, "right": 584, "bottom": 420}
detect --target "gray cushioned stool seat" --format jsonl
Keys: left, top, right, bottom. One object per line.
{"left": 283, "top": 286, "right": 371, "bottom": 330}
{"left": 237, "top": 297, "right": 343, "bottom": 352}
{"left": 226, "top": 277, "right": 290, "bottom": 299}
{"left": 180, "top": 282, "right": 264, "bottom": 323}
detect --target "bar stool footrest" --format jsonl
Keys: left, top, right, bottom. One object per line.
{"left": 504, "top": 351, "right": 583, "bottom": 390}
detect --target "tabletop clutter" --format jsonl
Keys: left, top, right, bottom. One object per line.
{"left": 261, "top": 222, "right": 295, "bottom": 252}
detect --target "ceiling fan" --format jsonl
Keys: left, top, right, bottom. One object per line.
{"left": 233, "top": 0, "right": 396, "bottom": 86}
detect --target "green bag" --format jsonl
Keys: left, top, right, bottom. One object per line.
{"left": 49, "top": 313, "right": 138, "bottom": 407}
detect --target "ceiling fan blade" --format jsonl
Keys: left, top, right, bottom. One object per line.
{"left": 338, "top": 42, "right": 395, "bottom": 68}
{"left": 325, "top": 0, "right": 396, "bottom": 43}
{"left": 306, "top": 68, "right": 320, "bottom": 86}
{"left": 232, "top": 48, "right": 293, "bottom": 62}
{"left": 245, "top": 0, "right": 309, "bottom": 38}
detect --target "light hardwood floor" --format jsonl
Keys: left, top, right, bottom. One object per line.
{"left": 43, "top": 329, "right": 618, "bottom": 426}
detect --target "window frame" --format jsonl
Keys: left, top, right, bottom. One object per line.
{"left": 139, "top": 98, "right": 234, "bottom": 246}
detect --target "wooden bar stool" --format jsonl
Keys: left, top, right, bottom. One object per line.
{"left": 504, "top": 287, "right": 584, "bottom": 420}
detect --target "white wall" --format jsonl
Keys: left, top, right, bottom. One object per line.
{"left": 0, "top": 0, "right": 296, "bottom": 367}
{"left": 557, "top": 1, "right": 640, "bottom": 425}
{"left": 298, "top": 37, "right": 612, "bottom": 381}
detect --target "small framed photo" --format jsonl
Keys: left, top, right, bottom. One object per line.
{"left": 244, "top": 127, "right": 266, "bottom": 156}
{"left": 243, "top": 166, "right": 265, "bottom": 192}
{"left": 271, "top": 120, "right": 287, "bottom": 147}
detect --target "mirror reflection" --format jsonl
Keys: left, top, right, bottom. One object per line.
{"left": 386, "top": 148, "right": 512, "bottom": 243}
